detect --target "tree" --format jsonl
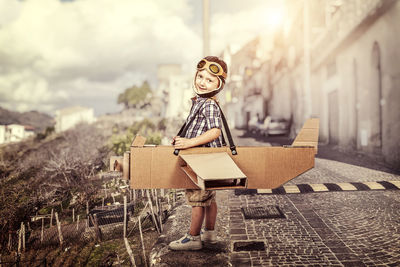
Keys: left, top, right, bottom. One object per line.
{"left": 117, "top": 81, "right": 152, "bottom": 109}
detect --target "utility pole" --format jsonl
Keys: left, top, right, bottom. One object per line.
{"left": 303, "top": 0, "right": 312, "bottom": 121}
{"left": 203, "top": 0, "right": 210, "bottom": 56}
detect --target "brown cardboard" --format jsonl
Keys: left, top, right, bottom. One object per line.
{"left": 128, "top": 118, "right": 319, "bottom": 189}
{"left": 292, "top": 118, "right": 319, "bottom": 153}
{"left": 131, "top": 134, "right": 146, "bottom": 147}
{"left": 110, "top": 156, "right": 123, "bottom": 172}
{"left": 123, "top": 152, "right": 130, "bottom": 180}
{"left": 179, "top": 152, "right": 247, "bottom": 190}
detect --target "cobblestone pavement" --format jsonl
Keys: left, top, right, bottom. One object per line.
{"left": 229, "top": 190, "right": 400, "bottom": 266}
{"left": 150, "top": 190, "right": 231, "bottom": 266}
{"left": 228, "top": 129, "right": 400, "bottom": 266}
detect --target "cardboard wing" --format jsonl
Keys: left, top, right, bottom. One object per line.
{"left": 180, "top": 152, "right": 247, "bottom": 190}
{"left": 127, "top": 118, "right": 319, "bottom": 189}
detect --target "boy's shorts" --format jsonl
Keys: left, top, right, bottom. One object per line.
{"left": 185, "top": 189, "right": 216, "bottom": 207}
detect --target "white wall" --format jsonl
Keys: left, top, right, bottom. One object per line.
{"left": 0, "top": 126, "right": 5, "bottom": 144}
{"left": 8, "top": 124, "right": 25, "bottom": 142}
{"left": 165, "top": 75, "right": 192, "bottom": 119}
{"left": 56, "top": 108, "right": 95, "bottom": 132}
{"left": 314, "top": 1, "right": 400, "bottom": 166}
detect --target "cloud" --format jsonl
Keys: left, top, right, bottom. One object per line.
{"left": 0, "top": 0, "right": 278, "bottom": 115}
{"left": 0, "top": 0, "right": 202, "bottom": 115}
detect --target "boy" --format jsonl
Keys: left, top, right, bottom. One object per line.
{"left": 169, "top": 56, "right": 228, "bottom": 250}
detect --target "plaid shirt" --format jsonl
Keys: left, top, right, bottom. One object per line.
{"left": 184, "top": 96, "right": 223, "bottom": 147}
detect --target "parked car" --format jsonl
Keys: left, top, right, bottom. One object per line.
{"left": 258, "top": 116, "right": 271, "bottom": 135}
{"left": 248, "top": 115, "right": 261, "bottom": 134}
{"left": 260, "top": 116, "right": 290, "bottom": 136}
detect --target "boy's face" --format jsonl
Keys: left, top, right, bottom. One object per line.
{"left": 195, "top": 69, "right": 219, "bottom": 93}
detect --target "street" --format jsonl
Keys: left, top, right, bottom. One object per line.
{"left": 228, "top": 130, "right": 400, "bottom": 266}
{"left": 150, "top": 130, "right": 400, "bottom": 266}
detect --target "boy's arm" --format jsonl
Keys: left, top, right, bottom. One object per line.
{"left": 173, "top": 128, "right": 221, "bottom": 149}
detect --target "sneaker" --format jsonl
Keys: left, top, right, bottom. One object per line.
{"left": 168, "top": 233, "right": 202, "bottom": 250}
{"left": 200, "top": 229, "right": 217, "bottom": 244}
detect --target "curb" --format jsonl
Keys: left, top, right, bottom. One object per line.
{"left": 234, "top": 180, "right": 400, "bottom": 195}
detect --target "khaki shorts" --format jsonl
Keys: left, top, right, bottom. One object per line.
{"left": 185, "top": 189, "right": 216, "bottom": 207}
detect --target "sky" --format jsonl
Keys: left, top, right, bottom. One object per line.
{"left": 0, "top": 0, "right": 277, "bottom": 116}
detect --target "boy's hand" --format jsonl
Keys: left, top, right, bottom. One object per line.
{"left": 173, "top": 137, "right": 195, "bottom": 149}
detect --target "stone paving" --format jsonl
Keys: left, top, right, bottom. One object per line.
{"left": 226, "top": 129, "right": 400, "bottom": 266}
{"left": 287, "top": 158, "right": 400, "bottom": 185}
{"left": 229, "top": 190, "right": 400, "bottom": 266}
{"left": 228, "top": 145, "right": 400, "bottom": 266}
{"left": 150, "top": 190, "right": 231, "bottom": 266}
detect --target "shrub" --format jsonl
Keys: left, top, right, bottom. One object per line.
{"left": 109, "top": 118, "right": 162, "bottom": 156}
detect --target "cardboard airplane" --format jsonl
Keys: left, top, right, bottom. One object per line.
{"left": 111, "top": 118, "right": 319, "bottom": 190}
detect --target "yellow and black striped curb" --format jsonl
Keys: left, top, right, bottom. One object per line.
{"left": 234, "top": 181, "right": 400, "bottom": 195}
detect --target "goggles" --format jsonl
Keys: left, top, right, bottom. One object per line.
{"left": 197, "top": 59, "right": 227, "bottom": 79}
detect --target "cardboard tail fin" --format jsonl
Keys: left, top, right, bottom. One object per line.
{"left": 291, "top": 118, "right": 319, "bottom": 154}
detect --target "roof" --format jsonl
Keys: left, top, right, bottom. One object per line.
{"left": 24, "top": 125, "right": 35, "bottom": 131}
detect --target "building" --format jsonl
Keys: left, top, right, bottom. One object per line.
{"left": 267, "top": 0, "right": 400, "bottom": 168}
{"left": 0, "top": 124, "right": 35, "bottom": 144}
{"left": 55, "top": 106, "right": 95, "bottom": 133}
{"left": 222, "top": 36, "right": 274, "bottom": 129}
{"left": 23, "top": 125, "right": 35, "bottom": 139}
{"left": 8, "top": 124, "right": 28, "bottom": 142}
{"left": 157, "top": 64, "right": 192, "bottom": 119}
{"left": 0, "top": 125, "right": 5, "bottom": 144}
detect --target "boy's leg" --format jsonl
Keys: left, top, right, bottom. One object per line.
{"left": 204, "top": 201, "right": 217, "bottom": 230}
{"left": 202, "top": 200, "right": 217, "bottom": 243}
{"left": 189, "top": 206, "right": 205, "bottom": 236}
{"left": 169, "top": 190, "right": 216, "bottom": 250}
{"left": 169, "top": 190, "right": 208, "bottom": 250}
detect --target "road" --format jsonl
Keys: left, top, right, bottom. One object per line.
{"left": 228, "top": 129, "right": 400, "bottom": 266}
